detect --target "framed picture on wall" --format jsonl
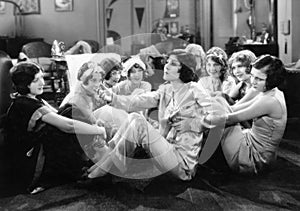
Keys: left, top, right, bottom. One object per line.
{"left": 0, "top": 2, "right": 5, "bottom": 14}
{"left": 14, "top": 0, "right": 41, "bottom": 15}
{"left": 169, "top": 21, "right": 179, "bottom": 35}
{"left": 165, "top": 0, "right": 179, "bottom": 18}
{"left": 55, "top": 0, "right": 73, "bottom": 12}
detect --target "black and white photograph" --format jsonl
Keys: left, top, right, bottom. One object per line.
{"left": 0, "top": 0, "right": 299, "bottom": 210}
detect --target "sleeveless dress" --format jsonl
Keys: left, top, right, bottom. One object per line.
{"left": 222, "top": 88, "right": 287, "bottom": 173}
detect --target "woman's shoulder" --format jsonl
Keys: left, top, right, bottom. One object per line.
{"left": 189, "top": 81, "right": 201, "bottom": 88}
{"left": 256, "top": 89, "right": 285, "bottom": 117}
{"left": 260, "top": 88, "right": 285, "bottom": 105}
{"left": 13, "top": 96, "right": 44, "bottom": 110}
{"left": 257, "top": 90, "right": 280, "bottom": 107}
{"left": 158, "top": 82, "right": 171, "bottom": 90}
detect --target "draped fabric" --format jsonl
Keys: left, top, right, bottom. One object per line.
{"left": 5, "top": 96, "right": 52, "bottom": 190}
{"left": 91, "top": 82, "right": 213, "bottom": 180}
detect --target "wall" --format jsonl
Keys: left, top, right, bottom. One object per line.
{"left": 212, "top": 0, "right": 233, "bottom": 48}
{"left": 1, "top": 0, "right": 196, "bottom": 55}
{"left": 2, "top": 0, "right": 299, "bottom": 61}
{"left": 0, "top": 0, "right": 99, "bottom": 48}
{"left": 278, "top": 0, "right": 300, "bottom": 63}
{"left": 0, "top": 3, "right": 16, "bottom": 37}
{"left": 105, "top": 0, "right": 147, "bottom": 54}
{"left": 234, "top": 0, "right": 273, "bottom": 40}
{"left": 291, "top": 0, "right": 300, "bottom": 62}
{"left": 151, "top": 0, "right": 195, "bottom": 36}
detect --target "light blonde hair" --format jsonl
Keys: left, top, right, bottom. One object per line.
{"left": 77, "top": 61, "right": 104, "bottom": 85}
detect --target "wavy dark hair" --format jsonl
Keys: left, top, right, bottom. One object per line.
{"left": 252, "top": 55, "right": 286, "bottom": 91}
{"left": 10, "top": 62, "right": 43, "bottom": 95}
{"left": 206, "top": 47, "right": 228, "bottom": 82}
{"left": 168, "top": 50, "right": 198, "bottom": 83}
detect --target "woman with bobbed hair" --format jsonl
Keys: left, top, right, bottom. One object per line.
{"left": 5, "top": 61, "right": 106, "bottom": 194}
{"left": 99, "top": 57, "right": 123, "bottom": 88}
{"left": 199, "top": 47, "right": 236, "bottom": 95}
{"left": 204, "top": 55, "right": 287, "bottom": 174}
{"left": 87, "top": 49, "right": 212, "bottom": 181}
{"left": 228, "top": 50, "right": 257, "bottom": 101}
{"left": 112, "top": 55, "right": 151, "bottom": 95}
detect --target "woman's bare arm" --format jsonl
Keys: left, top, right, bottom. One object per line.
{"left": 231, "top": 94, "right": 258, "bottom": 112}
{"left": 42, "top": 112, "right": 106, "bottom": 136}
{"left": 235, "top": 87, "right": 260, "bottom": 105}
{"left": 227, "top": 95, "right": 275, "bottom": 125}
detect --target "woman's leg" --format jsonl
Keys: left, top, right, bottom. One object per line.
{"left": 219, "top": 125, "right": 244, "bottom": 170}
{"left": 89, "top": 112, "right": 185, "bottom": 179}
{"left": 213, "top": 96, "right": 253, "bottom": 172}
{"left": 211, "top": 96, "right": 243, "bottom": 170}
{"left": 93, "top": 105, "right": 129, "bottom": 139}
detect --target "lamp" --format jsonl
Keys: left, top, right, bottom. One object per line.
{"left": 0, "top": 0, "right": 24, "bottom": 37}
{"left": 244, "top": 0, "right": 256, "bottom": 40}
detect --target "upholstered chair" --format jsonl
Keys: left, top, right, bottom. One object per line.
{"left": 0, "top": 51, "right": 13, "bottom": 145}
{"left": 21, "top": 41, "right": 52, "bottom": 58}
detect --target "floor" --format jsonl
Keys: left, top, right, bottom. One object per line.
{"left": 0, "top": 122, "right": 299, "bottom": 211}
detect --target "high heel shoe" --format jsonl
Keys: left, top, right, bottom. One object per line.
{"left": 28, "top": 186, "right": 46, "bottom": 195}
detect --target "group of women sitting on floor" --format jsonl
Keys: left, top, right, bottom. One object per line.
{"left": 3, "top": 43, "right": 287, "bottom": 195}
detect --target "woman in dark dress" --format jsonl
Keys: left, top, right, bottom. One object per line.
{"left": 5, "top": 61, "right": 106, "bottom": 194}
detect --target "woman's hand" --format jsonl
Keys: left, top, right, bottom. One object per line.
{"left": 98, "top": 86, "right": 113, "bottom": 102}
{"left": 200, "top": 97, "right": 228, "bottom": 127}
{"left": 171, "top": 116, "right": 193, "bottom": 133}
{"left": 96, "top": 119, "right": 105, "bottom": 127}
{"left": 96, "top": 125, "right": 107, "bottom": 140}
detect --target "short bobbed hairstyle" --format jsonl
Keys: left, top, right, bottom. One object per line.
{"left": 252, "top": 55, "right": 286, "bottom": 91}
{"left": 99, "top": 57, "right": 122, "bottom": 81}
{"left": 10, "top": 62, "right": 43, "bottom": 95}
{"left": 228, "top": 50, "right": 257, "bottom": 75}
{"left": 168, "top": 49, "right": 198, "bottom": 83}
